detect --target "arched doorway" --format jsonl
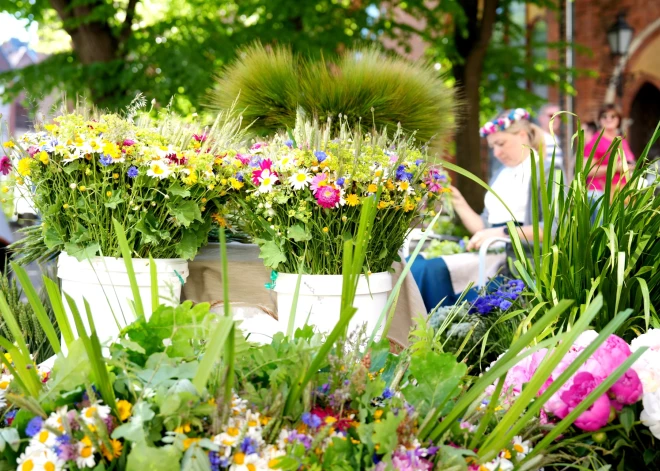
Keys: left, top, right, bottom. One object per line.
{"left": 629, "top": 83, "right": 660, "bottom": 160}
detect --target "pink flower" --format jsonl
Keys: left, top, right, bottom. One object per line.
{"left": 609, "top": 369, "right": 643, "bottom": 407}
{"left": 250, "top": 142, "right": 267, "bottom": 152}
{"left": 123, "top": 139, "right": 135, "bottom": 146}
{"left": 26, "top": 146, "right": 39, "bottom": 157}
{"left": 315, "top": 186, "right": 340, "bottom": 209}
{"left": 235, "top": 153, "right": 251, "bottom": 165}
{"left": 0, "top": 156, "right": 11, "bottom": 175}
{"left": 560, "top": 371, "right": 610, "bottom": 431}
{"left": 487, "top": 348, "right": 548, "bottom": 397}
{"left": 251, "top": 159, "right": 275, "bottom": 184}
{"left": 310, "top": 173, "right": 329, "bottom": 195}
{"left": 193, "top": 133, "right": 207, "bottom": 142}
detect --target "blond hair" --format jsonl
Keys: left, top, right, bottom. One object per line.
{"left": 499, "top": 116, "right": 545, "bottom": 156}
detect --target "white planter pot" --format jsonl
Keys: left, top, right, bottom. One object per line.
{"left": 57, "top": 253, "right": 189, "bottom": 345}
{"left": 274, "top": 272, "right": 393, "bottom": 335}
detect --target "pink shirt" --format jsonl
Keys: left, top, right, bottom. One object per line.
{"left": 584, "top": 134, "right": 635, "bottom": 192}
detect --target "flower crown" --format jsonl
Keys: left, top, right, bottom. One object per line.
{"left": 479, "top": 108, "right": 530, "bottom": 137}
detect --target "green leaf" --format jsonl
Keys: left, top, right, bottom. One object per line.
{"left": 167, "top": 200, "right": 202, "bottom": 227}
{"left": 136, "top": 213, "right": 172, "bottom": 245}
{"left": 256, "top": 239, "right": 287, "bottom": 269}
{"left": 112, "top": 402, "right": 155, "bottom": 443}
{"left": 287, "top": 224, "right": 311, "bottom": 242}
{"left": 0, "top": 429, "right": 20, "bottom": 452}
{"left": 43, "top": 226, "right": 63, "bottom": 249}
{"left": 126, "top": 442, "right": 181, "bottom": 471}
{"left": 168, "top": 182, "right": 192, "bottom": 198}
{"left": 64, "top": 242, "right": 101, "bottom": 261}
{"left": 372, "top": 412, "right": 404, "bottom": 455}
{"left": 44, "top": 338, "right": 91, "bottom": 398}
{"left": 401, "top": 351, "right": 466, "bottom": 416}
{"left": 104, "top": 193, "right": 125, "bottom": 209}
{"left": 619, "top": 406, "right": 635, "bottom": 435}
{"left": 177, "top": 219, "right": 211, "bottom": 260}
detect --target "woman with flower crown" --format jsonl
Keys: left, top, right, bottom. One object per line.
{"left": 411, "top": 109, "right": 562, "bottom": 311}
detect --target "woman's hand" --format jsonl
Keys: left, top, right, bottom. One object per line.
{"left": 467, "top": 227, "right": 507, "bottom": 251}
{"left": 450, "top": 185, "right": 468, "bottom": 209}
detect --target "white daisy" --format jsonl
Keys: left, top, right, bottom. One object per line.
{"left": 147, "top": 161, "right": 172, "bottom": 179}
{"left": 37, "top": 448, "right": 65, "bottom": 471}
{"left": 288, "top": 170, "right": 311, "bottom": 190}
{"left": 28, "top": 428, "right": 58, "bottom": 450}
{"left": 45, "top": 407, "right": 69, "bottom": 433}
{"left": 214, "top": 425, "right": 241, "bottom": 447}
{"left": 258, "top": 170, "right": 278, "bottom": 193}
{"left": 75, "top": 436, "right": 96, "bottom": 468}
{"left": 156, "top": 145, "right": 177, "bottom": 159}
{"left": 81, "top": 403, "right": 111, "bottom": 427}
{"left": 276, "top": 154, "right": 295, "bottom": 171}
{"left": 511, "top": 436, "right": 530, "bottom": 458}
{"left": 229, "top": 452, "right": 260, "bottom": 471}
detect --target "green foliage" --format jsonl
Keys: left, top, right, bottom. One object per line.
{"left": 0, "top": 268, "right": 59, "bottom": 364}
{"left": 210, "top": 44, "right": 456, "bottom": 144}
{"left": 509, "top": 121, "right": 660, "bottom": 338}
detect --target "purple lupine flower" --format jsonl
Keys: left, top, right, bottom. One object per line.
{"left": 99, "top": 154, "right": 113, "bottom": 166}
{"left": 301, "top": 412, "right": 322, "bottom": 429}
{"left": 382, "top": 388, "right": 394, "bottom": 400}
{"left": 127, "top": 166, "right": 139, "bottom": 178}
{"left": 314, "top": 151, "right": 327, "bottom": 163}
{"left": 25, "top": 417, "right": 43, "bottom": 437}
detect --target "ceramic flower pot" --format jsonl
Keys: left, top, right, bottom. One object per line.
{"left": 57, "top": 252, "right": 189, "bottom": 346}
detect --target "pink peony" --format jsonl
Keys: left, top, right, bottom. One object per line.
{"left": 487, "top": 348, "right": 548, "bottom": 397}
{"left": 310, "top": 173, "right": 329, "bottom": 195}
{"left": 560, "top": 371, "right": 611, "bottom": 431}
{"left": 609, "top": 369, "right": 643, "bottom": 407}
{"left": 315, "top": 186, "right": 340, "bottom": 209}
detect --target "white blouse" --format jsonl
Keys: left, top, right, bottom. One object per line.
{"left": 484, "top": 157, "right": 532, "bottom": 225}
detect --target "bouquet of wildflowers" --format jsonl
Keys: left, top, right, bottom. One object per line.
{"left": 2, "top": 97, "right": 246, "bottom": 261}
{"left": 228, "top": 115, "right": 451, "bottom": 274}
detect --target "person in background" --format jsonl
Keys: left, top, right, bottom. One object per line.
{"left": 410, "top": 109, "right": 561, "bottom": 312}
{"left": 584, "top": 104, "right": 635, "bottom": 194}
{"left": 582, "top": 121, "right": 598, "bottom": 144}
{"left": 538, "top": 103, "right": 564, "bottom": 167}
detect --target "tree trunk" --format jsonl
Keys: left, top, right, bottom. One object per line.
{"left": 453, "top": 0, "right": 499, "bottom": 214}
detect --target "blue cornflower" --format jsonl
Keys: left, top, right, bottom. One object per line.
{"left": 301, "top": 412, "right": 322, "bottom": 428}
{"left": 99, "top": 154, "right": 113, "bottom": 166}
{"left": 336, "top": 177, "right": 345, "bottom": 187}
{"left": 320, "top": 383, "right": 330, "bottom": 394}
{"left": 284, "top": 139, "right": 294, "bottom": 148}
{"left": 3, "top": 409, "right": 16, "bottom": 426}
{"left": 415, "top": 159, "right": 424, "bottom": 166}
{"left": 209, "top": 451, "right": 223, "bottom": 471}
{"left": 395, "top": 165, "right": 413, "bottom": 182}
{"left": 499, "top": 300, "right": 513, "bottom": 310}
{"left": 25, "top": 416, "right": 43, "bottom": 437}
{"left": 239, "top": 437, "right": 258, "bottom": 455}
{"left": 236, "top": 172, "right": 244, "bottom": 182}
{"left": 314, "top": 151, "right": 327, "bottom": 163}
{"left": 382, "top": 388, "right": 394, "bottom": 400}
{"left": 127, "top": 166, "right": 139, "bottom": 178}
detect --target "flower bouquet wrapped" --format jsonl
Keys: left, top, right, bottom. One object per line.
{"left": 3, "top": 97, "right": 245, "bottom": 262}
{"left": 229, "top": 115, "right": 451, "bottom": 275}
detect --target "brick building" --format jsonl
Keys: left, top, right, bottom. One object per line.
{"left": 541, "top": 1, "right": 660, "bottom": 159}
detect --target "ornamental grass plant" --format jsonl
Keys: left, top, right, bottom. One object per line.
{"left": 3, "top": 96, "right": 247, "bottom": 264}
{"left": 228, "top": 112, "right": 451, "bottom": 274}
{"left": 209, "top": 44, "right": 456, "bottom": 145}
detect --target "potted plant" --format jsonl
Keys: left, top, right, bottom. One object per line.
{"left": 227, "top": 114, "right": 451, "bottom": 334}
{"left": 2, "top": 97, "right": 245, "bottom": 343}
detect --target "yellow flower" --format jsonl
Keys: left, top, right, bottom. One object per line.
{"left": 102, "top": 142, "right": 121, "bottom": 159}
{"left": 322, "top": 227, "right": 329, "bottom": 233}
{"left": 201, "top": 198, "right": 207, "bottom": 203}
{"left": 3, "top": 141, "right": 15, "bottom": 148}
{"left": 79, "top": 185, "right": 86, "bottom": 192}
{"left": 346, "top": 194, "right": 359, "bottom": 206}
{"left": 211, "top": 214, "right": 227, "bottom": 227}
{"left": 1, "top": 187, "right": 8, "bottom": 194}
{"left": 183, "top": 437, "right": 200, "bottom": 450}
{"left": 182, "top": 172, "right": 198, "bottom": 186}
{"left": 377, "top": 201, "right": 391, "bottom": 209}
{"left": 374, "top": 410, "right": 383, "bottom": 420}
{"left": 385, "top": 179, "right": 395, "bottom": 191}
{"left": 398, "top": 181, "right": 410, "bottom": 192}
{"left": 404, "top": 200, "right": 416, "bottom": 212}
{"left": 16, "top": 178, "right": 24, "bottom": 186}
{"left": 229, "top": 177, "right": 244, "bottom": 190}
{"left": 174, "top": 423, "right": 192, "bottom": 434}
{"left": 17, "top": 158, "right": 33, "bottom": 176}
{"left": 367, "top": 184, "right": 378, "bottom": 193}
{"left": 101, "top": 439, "right": 123, "bottom": 461}
{"left": 117, "top": 400, "right": 132, "bottom": 422}
{"left": 106, "top": 191, "right": 112, "bottom": 197}
{"left": 63, "top": 203, "right": 69, "bottom": 209}
{"left": 37, "top": 151, "right": 49, "bottom": 164}
{"left": 113, "top": 173, "right": 119, "bottom": 179}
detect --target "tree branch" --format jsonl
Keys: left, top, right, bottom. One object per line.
{"left": 120, "top": 0, "right": 139, "bottom": 44}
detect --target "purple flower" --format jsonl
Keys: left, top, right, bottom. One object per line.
{"left": 123, "top": 139, "right": 135, "bottom": 146}
{"left": 4, "top": 409, "right": 17, "bottom": 426}
{"left": 236, "top": 172, "right": 244, "bottom": 182}
{"left": 239, "top": 437, "right": 258, "bottom": 455}
{"left": 395, "top": 165, "right": 413, "bottom": 182}
{"left": 0, "top": 156, "right": 11, "bottom": 176}
{"left": 382, "top": 388, "right": 394, "bottom": 400}
{"left": 314, "top": 151, "right": 327, "bottom": 163}
{"left": 415, "top": 159, "right": 424, "bottom": 167}
{"left": 320, "top": 383, "right": 330, "bottom": 394}
{"left": 336, "top": 177, "right": 345, "bottom": 187}
{"left": 499, "top": 300, "right": 513, "bottom": 311}
{"left": 284, "top": 139, "right": 294, "bottom": 148}
{"left": 127, "top": 166, "right": 139, "bottom": 178}
{"left": 302, "top": 412, "right": 322, "bottom": 429}
{"left": 25, "top": 416, "right": 43, "bottom": 437}
{"left": 99, "top": 154, "right": 113, "bottom": 166}
{"left": 288, "top": 431, "right": 312, "bottom": 449}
